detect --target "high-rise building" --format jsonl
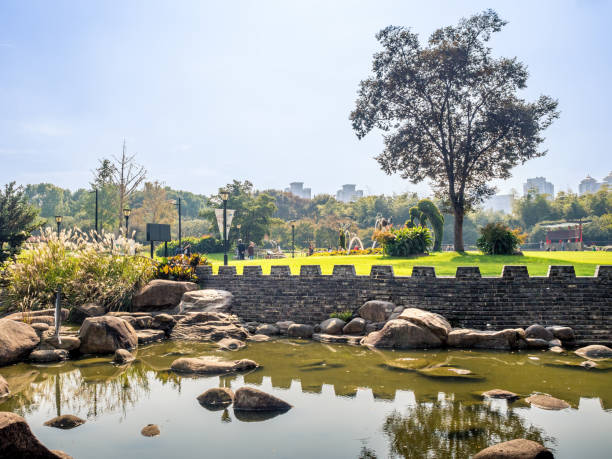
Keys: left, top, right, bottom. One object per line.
{"left": 482, "top": 194, "right": 514, "bottom": 214}
{"left": 336, "top": 184, "right": 364, "bottom": 203}
{"left": 578, "top": 175, "right": 601, "bottom": 195}
{"left": 523, "top": 177, "right": 554, "bottom": 197}
{"left": 285, "top": 182, "right": 311, "bottom": 200}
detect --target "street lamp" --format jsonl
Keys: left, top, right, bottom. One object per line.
{"left": 89, "top": 188, "right": 98, "bottom": 233}
{"left": 289, "top": 220, "right": 295, "bottom": 258}
{"left": 173, "top": 198, "right": 182, "bottom": 250}
{"left": 55, "top": 216, "right": 62, "bottom": 237}
{"left": 220, "top": 190, "right": 229, "bottom": 266}
{"left": 123, "top": 208, "right": 131, "bottom": 234}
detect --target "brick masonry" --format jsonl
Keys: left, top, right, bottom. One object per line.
{"left": 196, "top": 264, "right": 612, "bottom": 345}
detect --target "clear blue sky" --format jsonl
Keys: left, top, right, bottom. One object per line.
{"left": 1, "top": 0, "right": 610, "bottom": 197}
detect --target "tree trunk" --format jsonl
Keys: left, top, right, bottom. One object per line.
{"left": 453, "top": 208, "right": 465, "bottom": 252}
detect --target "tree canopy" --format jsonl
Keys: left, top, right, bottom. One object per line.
{"left": 0, "top": 182, "right": 40, "bottom": 261}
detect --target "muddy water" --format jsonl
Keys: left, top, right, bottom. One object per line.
{"left": 1, "top": 340, "right": 611, "bottom": 458}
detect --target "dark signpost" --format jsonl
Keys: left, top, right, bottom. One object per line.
{"left": 146, "top": 223, "right": 171, "bottom": 258}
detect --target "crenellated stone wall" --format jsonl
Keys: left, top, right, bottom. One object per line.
{"left": 195, "top": 264, "right": 612, "bottom": 345}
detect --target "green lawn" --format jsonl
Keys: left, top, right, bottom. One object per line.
{"left": 205, "top": 251, "right": 612, "bottom": 277}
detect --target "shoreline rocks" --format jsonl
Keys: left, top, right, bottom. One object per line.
{"left": 361, "top": 319, "right": 443, "bottom": 349}
{"left": 178, "top": 289, "right": 233, "bottom": 314}
{"left": 197, "top": 387, "right": 234, "bottom": 409}
{"left": 132, "top": 279, "right": 198, "bottom": 313}
{"left": 170, "top": 357, "right": 258, "bottom": 374}
{"left": 1, "top": 412, "right": 73, "bottom": 458}
{"left": 474, "top": 439, "right": 553, "bottom": 458}
{"left": 233, "top": 387, "right": 291, "bottom": 412}
{"left": 525, "top": 393, "right": 570, "bottom": 410}
{"left": 0, "top": 319, "right": 40, "bottom": 366}
{"left": 78, "top": 316, "right": 138, "bottom": 354}
{"left": 113, "top": 349, "right": 135, "bottom": 364}
{"left": 575, "top": 345, "right": 612, "bottom": 360}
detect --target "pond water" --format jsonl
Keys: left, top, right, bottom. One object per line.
{"left": 1, "top": 340, "right": 611, "bottom": 458}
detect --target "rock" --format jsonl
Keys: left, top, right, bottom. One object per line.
{"left": 546, "top": 326, "right": 575, "bottom": 342}
{"left": 151, "top": 313, "right": 177, "bottom": 333}
{"left": 67, "top": 303, "right": 106, "bottom": 324}
{"left": 233, "top": 387, "right": 292, "bottom": 411}
{"left": 170, "top": 357, "right": 258, "bottom": 374}
{"left": 387, "top": 312, "right": 400, "bottom": 320}
{"left": 319, "top": 318, "right": 346, "bottom": 335}
{"left": 526, "top": 338, "right": 550, "bottom": 349}
{"left": 358, "top": 300, "right": 395, "bottom": 322}
{"left": 549, "top": 346, "right": 564, "bottom": 354}
{"left": 447, "top": 328, "right": 523, "bottom": 350}
{"left": 141, "top": 424, "right": 160, "bottom": 437}
{"left": 170, "top": 312, "right": 248, "bottom": 342}
{"left": 384, "top": 358, "right": 429, "bottom": 371}
{"left": 45, "top": 336, "right": 81, "bottom": 352}
{"left": 44, "top": 415, "right": 86, "bottom": 429}
{"left": 365, "top": 322, "right": 385, "bottom": 333}
{"left": 343, "top": 318, "right": 366, "bottom": 334}
{"left": 525, "top": 324, "right": 554, "bottom": 341}
{"left": 548, "top": 339, "right": 562, "bottom": 348}
{"left": 78, "top": 316, "right": 138, "bottom": 354}
{"left": 397, "top": 308, "right": 451, "bottom": 341}
{"left": 256, "top": 324, "right": 280, "bottom": 336}
{"left": 50, "top": 451, "right": 73, "bottom": 459}
{"left": 580, "top": 360, "right": 598, "bottom": 369}
{"left": 132, "top": 279, "right": 198, "bottom": 312}
{"left": 417, "top": 367, "right": 481, "bottom": 379}
{"left": 5, "top": 308, "right": 69, "bottom": 323}
{"left": 136, "top": 329, "right": 166, "bottom": 345}
{"left": 525, "top": 393, "right": 570, "bottom": 410}
{"left": 217, "top": 338, "right": 246, "bottom": 351}
{"left": 29, "top": 349, "right": 68, "bottom": 363}
{"left": 287, "top": 324, "right": 314, "bottom": 339}
{"left": 178, "top": 289, "right": 233, "bottom": 313}
{"left": 275, "top": 321, "right": 294, "bottom": 334}
{"left": 197, "top": 387, "right": 234, "bottom": 408}
{"left": 0, "top": 319, "right": 40, "bottom": 366}
{"left": 0, "top": 376, "right": 8, "bottom": 398}
{"left": 248, "top": 334, "right": 271, "bottom": 342}
{"left": 134, "top": 316, "right": 153, "bottom": 329}
{"left": 575, "top": 345, "right": 612, "bottom": 360}
{"left": 482, "top": 389, "right": 520, "bottom": 401}
{"left": 393, "top": 306, "right": 404, "bottom": 313}
{"left": 361, "top": 319, "right": 443, "bottom": 349}
{"left": 473, "top": 439, "right": 553, "bottom": 459}
{"left": 0, "top": 412, "right": 72, "bottom": 458}
{"left": 32, "top": 323, "right": 50, "bottom": 334}
{"left": 113, "top": 349, "right": 135, "bottom": 364}
{"left": 312, "top": 334, "right": 363, "bottom": 345}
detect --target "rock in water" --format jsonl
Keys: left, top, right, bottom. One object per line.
{"left": 1, "top": 412, "right": 73, "bottom": 458}
{"left": 44, "top": 415, "right": 86, "bottom": 429}
{"left": 132, "top": 279, "right": 198, "bottom": 312}
{"left": 79, "top": 316, "right": 138, "bottom": 354}
{"left": 473, "top": 439, "right": 553, "bottom": 458}
{"left": 575, "top": 345, "right": 612, "bottom": 360}
{"left": 275, "top": 321, "right": 294, "bottom": 334}
{"left": 178, "top": 289, "right": 233, "bottom": 313}
{"left": 197, "top": 387, "right": 234, "bottom": 408}
{"left": 136, "top": 329, "right": 166, "bottom": 345}
{"left": 358, "top": 300, "right": 395, "bottom": 322}
{"left": 255, "top": 324, "right": 280, "bottom": 336}
{"left": 342, "top": 318, "right": 366, "bottom": 334}
{"left": 361, "top": 319, "right": 443, "bottom": 349}
{"left": 397, "top": 308, "right": 451, "bottom": 341}
{"left": 0, "top": 376, "right": 9, "bottom": 398}
{"left": 0, "top": 319, "right": 40, "bottom": 366}
{"left": 546, "top": 326, "right": 575, "bottom": 342}
{"left": 45, "top": 335, "right": 81, "bottom": 352}
{"left": 287, "top": 324, "right": 314, "bottom": 339}
{"left": 170, "top": 312, "right": 248, "bottom": 342}
{"left": 233, "top": 387, "right": 292, "bottom": 411}
{"left": 141, "top": 424, "right": 160, "bottom": 437}
{"left": 447, "top": 328, "right": 523, "bottom": 350}
{"left": 170, "top": 357, "right": 258, "bottom": 374}
{"left": 29, "top": 349, "right": 69, "bottom": 363}
{"left": 319, "top": 318, "right": 346, "bottom": 335}
{"left": 482, "top": 389, "right": 520, "bottom": 401}
{"left": 525, "top": 393, "right": 570, "bottom": 410}
{"left": 217, "top": 338, "right": 246, "bottom": 351}
{"left": 113, "top": 349, "right": 135, "bottom": 364}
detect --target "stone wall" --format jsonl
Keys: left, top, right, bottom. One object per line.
{"left": 196, "top": 264, "right": 612, "bottom": 345}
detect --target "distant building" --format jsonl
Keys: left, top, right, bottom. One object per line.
{"left": 523, "top": 177, "right": 554, "bottom": 198}
{"left": 602, "top": 171, "right": 612, "bottom": 187}
{"left": 578, "top": 175, "right": 601, "bottom": 195}
{"left": 285, "top": 182, "right": 311, "bottom": 200}
{"left": 482, "top": 194, "right": 514, "bottom": 214}
{"left": 336, "top": 184, "right": 364, "bottom": 203}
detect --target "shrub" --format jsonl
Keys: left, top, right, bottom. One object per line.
{"left": 373, "top": 226, "right": 432, "bottom": 257}
{"left": 476, "top": 222, "right": 526, "bottom": 255}
{"left": 2, "top": 227, "right": 155, "bottom": 312}
{"left": 154, "top": 254, "right": 211, "bottom": 282}
{"left": 155, "top": 235, "right": 223, "bottom": 257}
{"left": 330, "top": 310, "right": 353, "bottom": 322}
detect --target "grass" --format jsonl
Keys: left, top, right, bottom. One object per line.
{"left": 205, "top": 251, "right": 612, "bottom": 277}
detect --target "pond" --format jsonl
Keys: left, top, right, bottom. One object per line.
{"left": 1, "top": 340, "right": 611, "bottom": 458}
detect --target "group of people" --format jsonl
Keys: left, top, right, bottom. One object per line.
{"left": 237, "top": 239, "right": 255, "bottom": 260}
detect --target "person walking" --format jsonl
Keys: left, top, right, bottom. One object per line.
{"left": 247, "top": 241, "right": 255, "bottom": 260}
{"left": 237, "top": 239, "right": 246, "bottom": 260}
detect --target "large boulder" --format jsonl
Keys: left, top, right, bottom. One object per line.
{"left": 525, "top": 393, "right": 570, "bottom": 410}
{"left": 43, "top": 415, "right": 86, "bottom": 429}
{"left": 275, "top": 321, "right": 294, "bottom": 334}
{"left": 256, "top": 324, "right": 280, "bottom": 336}
{"left": 4, "top": 308, "right": 69, "bottom": 323}
{"left": 67, "top": 303, "right": 106, "bottom": 325}
{"left": 473, "top": 439, "right": 553, "bottom": 458}
{"left": 525, "top": 324, "right": 554, "bottom": 342}
{"left": 197, "top": 387, "right": 234, "bottom": 409}
{"left": 287, "top": 324, "right": 314, "bottom": 339}
{"left": 575, "top": 345, "right": 612, "bottom": 360}
{"left": 178, "top": 289, "right": 232, "bottom": 313}
{"left": 0, "top": 376, "right": 8, "bottom": 398}
{"left": 132, "top": 279, "right": 198, "bottom": 312}
{"left": 44, "top": 335, "right": 81, "bottom": 352}
{"left": 398, "top": 308, "right": 451, "bottom": 341}
{"left": 546, "top": 326, "right": 575, "bottom": 342}
{"left": 447, "top": 328, "right": 524, "bottom": 350}
{"left": 0, "top": 412, "right": 73, "bottom": 458}
{"left": 361, "top": 319, "right": 443, "bottom": 349}
{"left": 0, "top": 319, "right": 40, "bottom": 366}
{"left": 29, "top": 349, "right": 68, "bottom": 363}
{"left": 343, "top": 318, "right": 366, "bottom": 334}
{"left": 319, "top": 318, "right": 346, "bottom": 335}
{"left": 170, "top": 357, "right": 258, "bottom": 374}
{"left": 113, "top": 349, "right": 135, "bottom": 364}
{"left": 233, "top": 387, "right": 292, "bottom": 411}
{"left": 358, "top": 300, "right": 395, "bottom": 322}
{"left": 78, "top": 316, "right": 138, "bottom": 354}
{"left": 170, "top": 312, "right": 248, "bottom": 342}
{"left": 136, "top": 329, "right": 166, "bottom": 345}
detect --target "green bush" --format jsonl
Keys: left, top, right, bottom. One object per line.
{"left": 375, "top": 226, "right": 433, "bottom": 256}
{"left": 330, "top": 310, "right": 353, "bottom": 322}
{"left": 476, "top": 222, "right": 525, "bottom": 255}
{"left": 155, "top": 236, "right": 224, "bottom": 257}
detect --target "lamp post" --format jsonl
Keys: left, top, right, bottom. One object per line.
{"left": 220, "top": 190, "right": 229, "bottom": 266}
{"left": 290, "top": 220, "right": 295, "bottom": 258}
{"left": 123, "top": 208, "right": 131, "bottom": 234}
{"left": 174, "top": 197, "right": 182, "bottom": 250}
{"left": 55, "top": 216, "right": 62, "bottom": 237}
{"left": 89, "top": 188, "right": 98, "bottom": 234}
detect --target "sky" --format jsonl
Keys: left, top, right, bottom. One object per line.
{"left": 1, "top": 0, "right": 611, "bottom": 198}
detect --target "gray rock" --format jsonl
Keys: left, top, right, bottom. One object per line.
{"left": 132, "top": 279, "right": 198, "bottom": 312}
{"left": 217, "top": 338, "right": 246, "bottom": 351}
{"left": 575, "top": 345, "right": 612, "bottom": 360}
{"left": 0, "top": 412, "right": 73, "bottom": 458}
{"left": 287, "top": 324, "right": 314, "bottom": 339}
{"left": 343, "top": 318, "right": 366, "bottom": 334}
{"left": 136, "top": 329, "right": 166, "bottom": 345}
{"left": 4, "top": 308, "right": 69, "bottom": 323}
{"left": 29, "top": 349, "right": 68, "bottom": 363}
{"left": 358, "top": 300, "right": 395, "bottom": 322}
{"left": 234, "top": 387, "right": 292, "bottom": 411}
{"left": 0, "top": 319, "right": 40, "bottom": 366}
{"left": 45, "top": 336, "right": 81, "bottom": 352}
{"left": 248, "top": 334, "right": 271, "bottom": 342}
{"left": 525, "top": 393, "right": 570, "bottom": 410}
{"left": 170, "top": 357, "right": 258, "bottom": 374}
{"left": 319, "top": 318, "right": 346, "bottom": 335}
{"left": 361, "top": 319, "right": 443, "bottom": 349}
{"left": 397, "top": 308, "right": 451, "bottom": 341}
{"left": 526, "top": 338, "right": 549, "bottom": 349}
{"left": 170, "top": 312, "right": 248, "bottom": 342}
{"left": 151, "top": 313, "right": 177, "bottom": 333}
{"left": 548, "top": 338, "right": 562, "bottom": 347}
{"left": 256, "top": 324, "right": 280, "bottom": 336}
{"left": 197, "top": 387, "right": 234, "bottom": 408}
{"left": 178, "top": 289, "right": 233, "bottom": 314}
{"left": 482, "top": 389, "right": 519, "bottom": 401}
{"left": 447, "top": 328, "right": 523, "bottom": 350}
{"left": 546, "top": 325, "right": 575, "bottom": 342}
{"left": 275, "top": 321, "right": 294, "bottom": 334}
{"left": 44, "top": 415, "right": 86, "bottom": 429}
{"left": 473, "top": 439, "right": 553, "bottom": 459}
{"left": 365, "top": 322, "right": 385, "bottom": 333}
{"left": 78, "top": 316, "right": 138, "bottom": 354}
{"left": 525, "top": 324, "right": 554, "bottom": 341}
{"left": 113, "top": 349, "right": 135, "bottom": 364}
{"left": 67, "top": 303, "right": 106, "bottom": 324}
{"left": 141, "top": 424, "right": 160, "bottom": 437}
{"left": 31, "top": 323, "right": 50, "bottom": 334}
{"left": 393, "top": 306, "right": 405, "bottom": 313}
{"left": 387, "top": 313, "right": 400, "bottom": 321}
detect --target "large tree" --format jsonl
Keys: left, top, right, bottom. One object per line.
{"left": 351, "top": 10, "right": 559, "bottom": 251}
{"left": 0, "top": 182, "right": 40, "bottom": 261}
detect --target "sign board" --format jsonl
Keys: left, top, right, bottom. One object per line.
{"left": 146, "top": 223, "right": 171, "bottom": 242}
{"left": 214, "top": 209, "right": 235, "bottom": 239}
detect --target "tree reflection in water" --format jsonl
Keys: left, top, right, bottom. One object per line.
{"left": 366, "top": 396, "right": 555, "bottom": 458}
